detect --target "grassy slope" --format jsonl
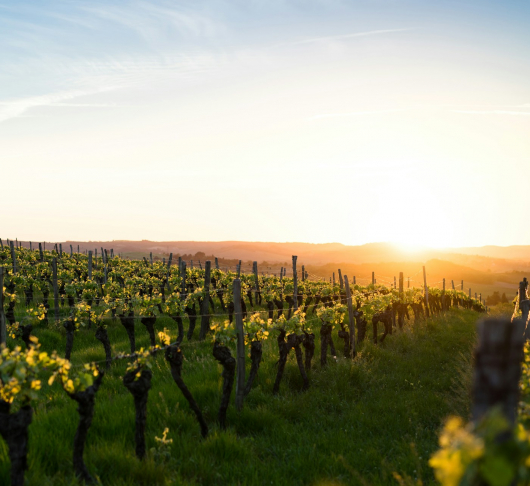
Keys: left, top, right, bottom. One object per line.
{"left": 0, "top": 309, "right": 479, "bottom": 486}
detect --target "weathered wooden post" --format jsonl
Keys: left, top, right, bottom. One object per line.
{"left": 344, "top": 275, "right": 356, "bottom": 358}
{"left": 166, "top": 253, "right": 173, "bottom": 291}
{"left": 234, "top": 279, "right": 246, "bottom": 411}
{"left": 372, "top": 272, "right": 375, "bottom": 285}
{"left": 338, "top": 269, "right": 343, "bottom": 289}
{"left": 332, "top": 272, "right": 335, "bottom": 285}
{"left": 150, "top": 252, "right": 153, "bottom": 266}
{"left": 442, "top": 278, "right": 446, "bottom": 311}
{"left": 519, "top": 281, "right": 530, "bottom": 339}
{"left": 181, "top": 261, "right": 187, "bottom": 295}
{"left": 399, "top": 272, "right": 404, "bottom": 297}
{"left": 38, "top": 242, "right": 43, "bottom": 262}
{"left": 472, "top": 317, "right": 524, "bottom": 425}
{"left": 253, "top": 261, "right": 259, "bottom": 305}
{"left": 9, "top": 241, "right": 17, "bottom": 274}
{"left": 53, "top": 258, "right": 59, "bottom": 323}
{"left": 215, "top": 257, "right": 219, "bottom": 270}
{"left": 423, "top": 266, "right": 430, "bottom": 317}
{"left": 237, "top": 260, "right": 241, "bottom": 278}
{"left": 0, "top": 267, "right": 6, "bottom": 345}
{"left": 88, "top": 251, "right": 93, "bottom": 279}
{"left": 199, "top": 261, "right": 211, "bottom": 340}
{"left": 292, "top": 256, "right": 298, "bottom": 311}
{"left": 59, "top": 243, "right": 63, "bottom": 257}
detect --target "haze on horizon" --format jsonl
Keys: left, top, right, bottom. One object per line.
{"left": 1, "top": 1, "right": 529, "bottom": 249}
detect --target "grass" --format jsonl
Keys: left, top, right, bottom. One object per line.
{"left": 0, "top": 307, "right": 480, "bottom": 485}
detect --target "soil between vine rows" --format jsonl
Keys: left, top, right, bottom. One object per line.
{"left": 0, "top": 309, "right": 478, "bottom": 486}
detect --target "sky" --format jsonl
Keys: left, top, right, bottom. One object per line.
{"left": 1, "top": 0, "right": 529, "bottom": 248}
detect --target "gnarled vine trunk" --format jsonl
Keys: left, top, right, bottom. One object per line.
{"left": 165, "top": 345, "right": 208, "bottom": 438}
{"left": 123, "top": 369, "right": 152, "bottom": 459}
{"left": 212, "top": 342, "right": 236, "bottom": 429}
{"left": 68, "top": 372, "right": 104, "bottom": 483}
{"left": 0, "top": 401, "right": 32, "bottom": 486}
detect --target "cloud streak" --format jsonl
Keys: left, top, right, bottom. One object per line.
{"left": 291, "top": 28, "right": 413, "bottom": 46}
{"left": 0, "top": 86, "right": 119, "bottom": 124}
{"left": 452, "top": 110, "right": 530, "bottom": 116}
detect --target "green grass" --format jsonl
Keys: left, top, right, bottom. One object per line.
{"left": 0, "top": 308, "right": 480, "bottom": 485}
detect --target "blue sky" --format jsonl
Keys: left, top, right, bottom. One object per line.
{"left": 1, "top": 1, "right": 530, "bottom": 247}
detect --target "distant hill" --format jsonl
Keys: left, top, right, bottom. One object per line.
{"left": 14, "top": 239, "right": 530, "bottom": 269}
{"left": 11, "top": 239, "right": 529, "bottom": 297}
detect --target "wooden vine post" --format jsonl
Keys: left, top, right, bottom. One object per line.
{"left": 199, "top": 261, "right": 211, "bottom": 340}
{"left": 38, "top": 242, "right": 43, "bottom": 261}
{"left": 52, "top": 258, "right": 59, "bottom": 323}
{"left": 0, "top": 267, "right": 6, "bottom": 345}
{"left": 399, "top": 272, "right": 404, "bottom": 297}
{"left": 519, "top": 280, "right": 530, "bottom": 339}
{"left": 472, "top": 316, "right": 524, "bottom": 425}
{"left": 372, "top": 272, "right": 375, "bottom": 285}
{"left": 215, "top": 257, "right": 219, "bottom": 269}
{"left": 442, "top": 278, "right": 446, "bottom": 311}
{"left": 10, "top": 241, "right": 17, "bottom": 275}
{"left": 88, "top": 251, "right": 92, "bottom": 279}
{"left": 344, "top": 275, "right": 356, "bottom": 358}
{"left": 253, "top": 261, "right": 259, "bottom": 305}
{"left": 423, "top": 266, "right": 429, "bottom": 317}
{"left": 166, "top": 253, "right": 172, "bottom": 291}
{"left": 180, "top": 261, "right": 187, "bottom": 300}
{"left": 292, "top": 256, "right": 298, "bottom": 311}
{"left": 233, "top": 279, "right": 246, "bottom": 411}
{"left": 338, "top": 269, "right": 343, "bottom": 289}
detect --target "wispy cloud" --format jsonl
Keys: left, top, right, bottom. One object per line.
{"left": 291, "top": 28, "right": 413, "bottom": 46}
{"left": 80, "top": 2, "right": 223, "bottom": 43}
{"left": 0, "top": 87, "right": 119, "bottom": 124}
{"left": 309, "top": 108, "right": 410, "bottom": 120}
{"left": 452, "top": 110, "right": 530, "bottom": 116}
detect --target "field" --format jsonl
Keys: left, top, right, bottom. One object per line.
{"left": 1, "top": 307, "right": 480, "bottom": 485}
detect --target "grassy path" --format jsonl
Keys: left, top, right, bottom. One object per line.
{"left": 0, "top": 309, "right": 479, "bottom": 485}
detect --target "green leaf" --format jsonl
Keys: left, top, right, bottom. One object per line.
{"left": 480, "top": 456, "right": 515, "bottom": 486}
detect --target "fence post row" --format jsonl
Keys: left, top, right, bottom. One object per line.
{"left": 233, "top": 278, "right": 246, "bottom": 411}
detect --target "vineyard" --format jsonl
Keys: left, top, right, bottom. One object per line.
{"left": 0, "top": 241, "right": 487, "bottom": 485}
